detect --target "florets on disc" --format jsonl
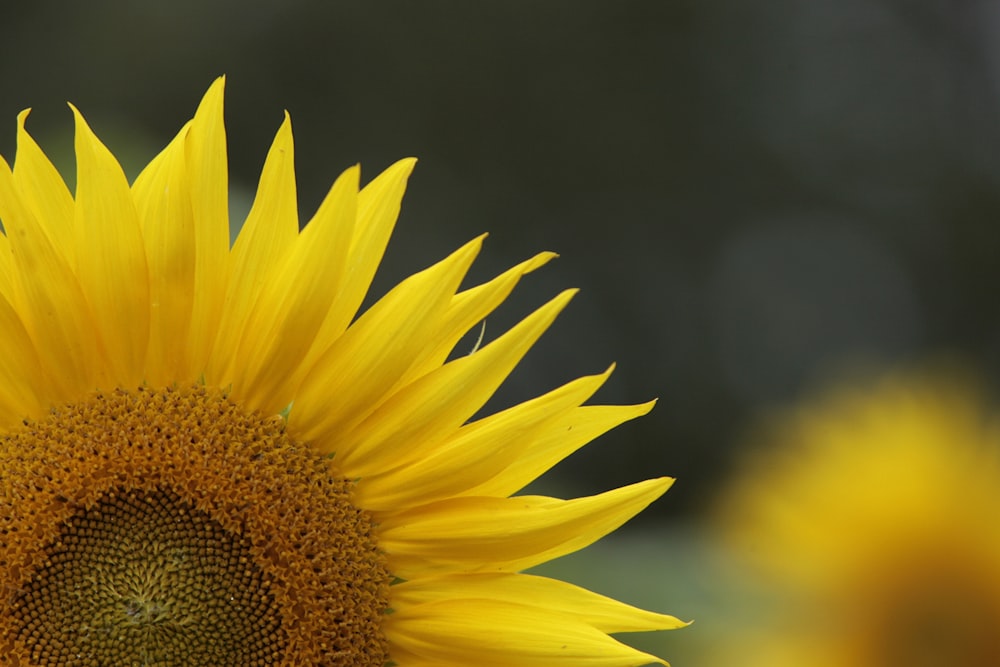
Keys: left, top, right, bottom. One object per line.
{"left": 0, "top": 385, "right": 390, "bottom": 666}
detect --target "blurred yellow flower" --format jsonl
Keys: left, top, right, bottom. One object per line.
{"left": 715, "top": 372, "right": 1000, "bottom": 667}
{"left": 0, "top": 78, "right": 684, "bottom": 665}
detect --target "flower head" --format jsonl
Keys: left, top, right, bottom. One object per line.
{"left": 715, "top": 371, "right": 1000, "bottom": 667}
{"left": 0, "top": 78, "right": 683, "bottom": 666}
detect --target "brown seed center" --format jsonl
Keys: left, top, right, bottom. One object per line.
{"left": 12, "top": 488, "right": 284, "bottom": 666}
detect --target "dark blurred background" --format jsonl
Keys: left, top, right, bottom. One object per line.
{"left": 3, "top": 0, "right": 999, "bottom": 521}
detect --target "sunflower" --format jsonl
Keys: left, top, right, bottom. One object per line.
{"left": 0, "top": 78, "right": 684, "bottom": 666}
{"left": 714, "top": 371, "right": 1000, "bottom": 667}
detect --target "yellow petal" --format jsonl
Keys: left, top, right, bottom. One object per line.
{"left": 353, "top": 367, "right": 614, "bottom": 512}
{"left": 184, "top": 76, "right": 230, "bottom": 375}
{"left": 336, "top": 289, "right": 576, "bottom": 478}
{"left": 385, "top": 598, "right": 668, "bottom": 667}
{"left": 378, "top": 477, "right": 673, "bottom": 576}
{"left": 132, "top": 122, "right": 197, "bottom": 386}
{"left": 467, "top": 402, "right": 656, "bottom": 498}
{"left": 0, "top": 291, "right": 47, "bottom": 423}
{"left": 210, "top": 111, "right": 299, "bottom": 384}
{"left": 71, "top": 104, "right": 150, "bottom": 387}
{"left": 292, "top": 236, "right": 484, "bottom": 444}
{"left": 392, "top": 572, "right": 688, "bottom": 633}
{"left": 0, "top": 232, "right": 15, "bottom": 304}
{"left": 13, "top": 110, "right": 75, "bottom": 266}
{"left": 385, "top": 646, "right": 466, "bottom": 667}
{"left": 0, "top": 155, "right": 102, "bottom": 401}
{"left": 310, "top": 157, "right": 416, "bottom": 345}
{"left": 230, "top": 165, "right": 358, "bottom": 412}
{"left": 302, "top": 163, "right": 361, "bottom": 300}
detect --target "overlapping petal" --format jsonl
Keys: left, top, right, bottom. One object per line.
{"left": 466, "top": 402, "right": 657, "bottom": 498}
{"left": 210, "top": 112, "right": 299, "bottom": 385}
{"left": 385, "top": 599, "right": 667, "bottom": 667}
{"left": 184, "top": 77, "right": 229, "bottom": 375}
{"left": 71, "top": 105, "right": 151, "bottom": 388}
{"left": 392, "top": 572, "right": 688, "bottom": 633}
{"left": 0, "top": 292, "right": 45, "bottom": 422}
{"left": 230, "top": 165, "right": 357, "bottom": 411}
{"left": 354, "top": 367, "right": 615, "bottom": 511}
{"left": 313, "top": 158, "right": 415, "bottom": 343}
{"left": 378, "top": 478, "right": 673, "bottom": 576}
{"left": 291, "top": 236, "right": 484, "bottom": 445}
{"left": 392, "top": 250, "right": 558, "bottom": 388}
{"left": 336, "top": 289, "right": 576, "bottom": 477}
{"left": 132, "top": 122, "right": 197, "bottom": 387}
{"left": 13, "top": 111, "right": 75, "bottom": 265}
{"left": 0, "top": 155, "right": 102, "bottom": 402}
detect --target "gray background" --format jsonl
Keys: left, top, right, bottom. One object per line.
{"left": 3, "top": 0, "right": 999, "bottom": 522}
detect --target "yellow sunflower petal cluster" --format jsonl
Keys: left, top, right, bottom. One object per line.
{"left": 715, "top": 371, "right": 1000, "bottom": 667}
{"left": 0, "top": 77, "right": 684, "bottom": 666}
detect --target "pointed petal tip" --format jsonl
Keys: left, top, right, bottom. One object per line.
{"left": 640, "top": 613, "right": 692, "bottom": 635}
{"left": 618, "top": 476, "right": 675, "bottom": 511}
{"left": 517, "top": 251, "right": 559, "bottom": 276}
{"left": 376, "top": 157, "right": 418, "bottom": 183}
{"left": 207, "top": 75, "right": 226, "bottom": 93}
{"left": 558, "top": 287, "right": 580, "bottom": 303}
{"left": 655, "top": 475, "right": 676, "bottom": 494}
{"left": 467, "top": 231, "right": 489, "bottom": 250}
{"left": 272, "top": 111, "right": 294, "bottom": 141}
{"left": 67, "top": 103, "right": 104, "bottom": 153}
{"left": 362, "top": 157, "right": 418, "bottom": 199}
{"left": 338, "top": 163, "right": 361, "bottom": 188}
{"left": 194, "top": 77, "right": 227, "bottom": 121}
{"left": 452, "top": 234, "right": 487, "bottom": 266}
{"left": 438, "top": 235, "right": 489, "bottom": 286}
{"left": 68, "top": 104, "right": 100, "bottom": 152}
{"left": 580, "top": 364, "right": 617, "bottom": 391}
